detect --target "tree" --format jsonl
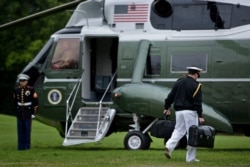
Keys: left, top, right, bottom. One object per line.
{"left": 0, "top": 0, "right": 80, "bottom": 114}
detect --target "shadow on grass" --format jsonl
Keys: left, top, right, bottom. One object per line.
{"left": 34, "top": 145, "right": 126, "bottom": 151}
{"left": 33, "top": 145, "right": 250, "bottom": 152}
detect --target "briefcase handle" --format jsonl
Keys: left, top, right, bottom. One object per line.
{"left": 163, "top": 114, "right": 170, "bottom": 120}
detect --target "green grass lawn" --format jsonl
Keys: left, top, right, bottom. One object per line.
{"left": 1, "top": 114, "right": 250, "bottom": 167}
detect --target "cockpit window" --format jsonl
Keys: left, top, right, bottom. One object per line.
{"left": 51, "top": 38, "right": 80, "bottom": 69}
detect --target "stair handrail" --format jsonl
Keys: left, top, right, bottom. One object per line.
{"left": 96, "top": 71, "right": 117, "bottom": 137}
{"left": 65, "top": 72, "right": 84, "bottom": 137}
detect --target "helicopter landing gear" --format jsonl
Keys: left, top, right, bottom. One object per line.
{"left": 124, "top": 131, "right": 151, "bottom": 150}
{"left": 124, "top": 113, "right": 151, "bottom": 150}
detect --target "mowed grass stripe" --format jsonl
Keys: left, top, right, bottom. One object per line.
{"left": 0, "top": 114, "right": 250, "bottom": 167}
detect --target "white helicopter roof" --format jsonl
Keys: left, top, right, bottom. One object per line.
{"left": 199, "top": 0, "right": 250, "bottom": 6}
{"left": 66, "top": 0, "right": 250, "bottom": 30}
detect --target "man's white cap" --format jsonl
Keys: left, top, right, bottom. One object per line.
{"left": 18, "top": 74, "right": 30, "bottom": 80}
{"left": 187, "top": 66, "right": 203, "bottom": 72}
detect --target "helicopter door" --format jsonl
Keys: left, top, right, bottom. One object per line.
{"left": 82, "top": 37, "right": 118, "bottom": 102}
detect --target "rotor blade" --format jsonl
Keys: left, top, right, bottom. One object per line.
{"left": 0, "top": 0, "right": 84, "bottom": 30}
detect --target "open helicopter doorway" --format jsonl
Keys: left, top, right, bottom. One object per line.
{"left": 82, "top": 37, "right": 118, "bottom": 103}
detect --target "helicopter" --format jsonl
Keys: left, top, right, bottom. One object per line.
{"left": 2, "top": 0, "right": 250, "bottom": 150}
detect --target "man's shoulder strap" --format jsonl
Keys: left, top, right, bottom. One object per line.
{"left": 193, "top": 83, "right": 202, "bottom": 98}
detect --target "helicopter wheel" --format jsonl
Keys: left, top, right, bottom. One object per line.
{"left": 124, "top": 131, "right": 151, "bottom": 150}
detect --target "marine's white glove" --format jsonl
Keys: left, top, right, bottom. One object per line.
{"left": 31, "top": 115, "right": 36, "bottom": 119}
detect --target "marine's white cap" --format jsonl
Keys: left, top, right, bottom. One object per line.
{"left": 187, "top": 66, "right": 203, "bottom": 72}
{"left": 18, "top": 74, "right": 30, "bottom": 80}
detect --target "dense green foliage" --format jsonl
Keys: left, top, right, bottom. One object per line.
{"left": 0, "top": 0, "right": 77, "bottom": 113}
{"left": 1, "top": 114, "right": 250, "bottom": 167}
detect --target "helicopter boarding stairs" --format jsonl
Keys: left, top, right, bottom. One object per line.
{"left": 63, "top": 73, "right": 116, "bottom": 146}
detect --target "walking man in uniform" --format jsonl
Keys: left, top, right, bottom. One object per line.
{"left": 13, "top": 74, "right": 38, "bottom": 150}
{"left": 163, "top": 67, "right": 205, "bottom": 162}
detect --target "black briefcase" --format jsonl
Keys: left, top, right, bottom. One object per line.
{"left": 188, "top": 125, "right": 215, "bottom": 148}
{"left": 150, "top": 118, "right": 175, "bottom": 139}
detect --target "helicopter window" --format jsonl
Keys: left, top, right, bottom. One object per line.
{"left": 152, "top": 0, "right": 173, "bottom": 18}
{"left": 36, "top": 39, "right": 53, "bottom": 68}
{"left": 172, "top": 4, "right": 229, "bottom": 30}
{"left": 50, "top": 38, "right": 80, "bottom": 69}
{"left": 146, "top": 55, "right": 161, "bottom": 75}
{"left": 151, "top": 2, "right": 233, "bottom": 30}
{"left": 231, "top": 5, "right": 250, "bottom": 28}
{"left": 171, "top": 53, "right": 207, "bottom": 73}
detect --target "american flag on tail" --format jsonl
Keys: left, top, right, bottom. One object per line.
{"left": 113, "top": 4, "right": 149, "bottom": 23}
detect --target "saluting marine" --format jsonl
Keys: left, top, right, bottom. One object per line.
{"left": 13, "top": 74, "right": 38, "bottom": 150}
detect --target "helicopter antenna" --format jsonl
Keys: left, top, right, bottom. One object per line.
{"left": 0, "top": 0, "right": 84, "bottom": 30}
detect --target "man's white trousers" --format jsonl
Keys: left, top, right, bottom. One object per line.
{"left": 165, "top": 110, "right": 199, "bottom": 162}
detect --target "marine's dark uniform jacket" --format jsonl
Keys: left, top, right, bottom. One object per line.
{"left": 164, "top": 76, "right": 203, "bottom": 117}
{"left": 13, "top": 85, "right": 38, "bottom": 120}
